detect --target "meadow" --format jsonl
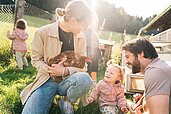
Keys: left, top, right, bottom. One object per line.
{"left": 0, "top": 15, "right": 135, "bottom": 114}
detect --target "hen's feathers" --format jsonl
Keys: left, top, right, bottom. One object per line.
{"left": 48, "top": 50, "right": 91, "bottom": 68}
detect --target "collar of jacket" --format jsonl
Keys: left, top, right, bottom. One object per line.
{"left": 48, "top": 21, "right": 84, "bottom": 40}
{"left": 48, "top": 21, "right": 59, "bottom": 38}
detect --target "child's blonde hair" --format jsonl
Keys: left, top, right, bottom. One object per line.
{"left": 106, "top": 60, "right": 125, "bottom": 84}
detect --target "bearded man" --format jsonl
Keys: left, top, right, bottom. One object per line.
{"left": 122, "top": 38, "right": 171, "bottom": 114}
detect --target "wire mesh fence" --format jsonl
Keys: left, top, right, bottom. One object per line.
{"left": 0, "top": 4, "right": 15, "bottom": 67}
{"left": 0, "top": 4, "right": 15, "bottom": 50}
{"left": 24, "top": 2, "right": 53, "bottom": 21}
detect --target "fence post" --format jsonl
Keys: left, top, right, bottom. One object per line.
{"left": 11, "top": 0, "right": 26, "bottom": 55}
{"left": 14, "top": 0, "right": 26, "bottom": 26}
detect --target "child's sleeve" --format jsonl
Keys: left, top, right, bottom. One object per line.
{"left": 116, "top": 86, "right": 127, "bottom": 109}
{"left": 88, "top": 82, "right": 101, "bottom": 101}
{"left": 6, "top": 31, "right": 16, "bottom": 40}
{"left": 16, "top": 32, "right": 29, "bottom": 41}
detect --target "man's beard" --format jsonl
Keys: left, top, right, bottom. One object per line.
{"left": 132, "top": 58, "right": 141, "bottom": 74}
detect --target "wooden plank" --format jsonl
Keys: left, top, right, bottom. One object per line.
{"left": 125, "top": 74, "right": 144, "bottom": 93}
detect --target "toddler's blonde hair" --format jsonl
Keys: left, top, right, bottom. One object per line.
{"left": 107, "top": 60, "right": 125, "bottom": 84}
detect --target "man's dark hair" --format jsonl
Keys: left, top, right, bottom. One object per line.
{"left": 16, "top": 19, "right": 27, "bottom": 30}
{"left": 122, "top": 38, "right": 158, "bottom": 59}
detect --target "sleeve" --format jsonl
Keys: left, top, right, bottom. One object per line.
{"left": 82, "top": 33, "right": 88, "bottom": 71}
{"left": 30, "top": 29, "right": 49, "bottom": 74}
{"left": 15, "top": 30, "right": 28, "bottom": 41}
{"left": 116, "top": 86, "right": 127, "bottom": 109}
{"left": 76, "top": 32, "right": 87, "bottom": 56}
{"left": 81, "top": 32, "right": 87, "bottom": 56}
{"left": 144, "top": 68, "right": 170, "bottom": 100}
{"left": 6, "top": 31, "right": 16, "bottom": 40}
{"left": 89, "top": 82, "right": 101, "bottom": 101}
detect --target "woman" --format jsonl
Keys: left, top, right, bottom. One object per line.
{"left": 20, "top": 0, "right": 97, "bottom": 114}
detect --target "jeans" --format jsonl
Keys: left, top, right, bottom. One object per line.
{"left": 21, "top": 72, "right": 93, "bottom": 114}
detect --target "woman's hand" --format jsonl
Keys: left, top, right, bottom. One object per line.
{"left": 46, "top": 58, "right": 66, "bottom": 77}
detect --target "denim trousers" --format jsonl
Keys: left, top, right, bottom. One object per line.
{"left": 21, "top": 72, "right": 93, "bottom": 114}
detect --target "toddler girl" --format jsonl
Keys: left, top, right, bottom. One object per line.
{"left": 86, "top": 61, "right": 128, "bottom": 114}
{"left": 6, "top": 19, "right": 28, "bottom": 70}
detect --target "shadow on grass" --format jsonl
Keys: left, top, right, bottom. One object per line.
{"left": 49, "top": 97, "right": 101, "bottom": 114}
{"left": 75, "top": 101, "right": 101, "bottom": 114}
{"left": 0, "top": 63, "right": 36, "bottom": 86}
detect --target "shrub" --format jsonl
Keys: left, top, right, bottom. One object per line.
{"left": 0, "top": 49, "right": 12, "bottom": 68}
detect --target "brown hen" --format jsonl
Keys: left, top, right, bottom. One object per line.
{"left": 48, "top": 50, "right": 91, "bottom": 68}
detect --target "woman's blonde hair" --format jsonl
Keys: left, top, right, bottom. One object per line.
{"left": 56, "top": 0, "right": 97, "bottom": 25}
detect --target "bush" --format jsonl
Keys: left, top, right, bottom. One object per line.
{"left": 0, "top": 49, "right": 12, "bottom": 68}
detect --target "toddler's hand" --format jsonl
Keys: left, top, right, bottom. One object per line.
{"left": 7, "top": 30, "right": 10, "bottom": 34}
{"left": 86, "top": 97, "right": 94, "bottom": 104}
{"left": 121, "top": 106, "right": 128, "bottom": 113}
{"left": 6, "top": 30, "right": 10, "bottom": 36}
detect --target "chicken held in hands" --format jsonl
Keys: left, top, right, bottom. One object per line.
{"left": 48, "top": 50, "right": 91, "bottom": 68}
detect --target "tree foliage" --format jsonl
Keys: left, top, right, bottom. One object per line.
{"left": 4, "top": 0, "right": 157, "bottom": 35}
{"left": 96, "top": 0, "right": 157, "bottom": 35}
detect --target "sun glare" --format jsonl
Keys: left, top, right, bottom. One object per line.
{"left": 100, "top": 0, "right": 171, "bottom": 19}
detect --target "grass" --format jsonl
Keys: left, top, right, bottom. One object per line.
{"left": 24, "top": 15, "right": 52, "bottom": 28}
{"left": 0, "top": 63, "right": 36, "bottom": 114}
{"left": 99, "top": 30, "right": 137, "bottom": 43}
{"left": 0, "top": 61, "right": 104, "bottom": 114}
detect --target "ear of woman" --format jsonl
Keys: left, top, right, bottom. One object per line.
{"left": 70, "top": 17, "right": 77, "bottom": 24}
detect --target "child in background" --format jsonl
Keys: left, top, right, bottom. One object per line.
{"left": 86, "top": 61, "right": 128, "bottom": 114}
{"left": 85, "top": 28, "right": 101, "bottom": 82}
{"left": 6, "top": 19, "right": 28, "bottom": 70}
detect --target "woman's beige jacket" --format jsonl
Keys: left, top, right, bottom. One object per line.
{"left": 20, "top": 21, "right": 87, "bottom": 105}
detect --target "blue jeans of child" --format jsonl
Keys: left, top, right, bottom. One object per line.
{"left": 21, "top": 72, "right": 93, "bottom": 114}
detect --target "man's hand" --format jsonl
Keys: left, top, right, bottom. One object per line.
{"left": 129, "top": 104, "right": 143, "bottom": 114}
